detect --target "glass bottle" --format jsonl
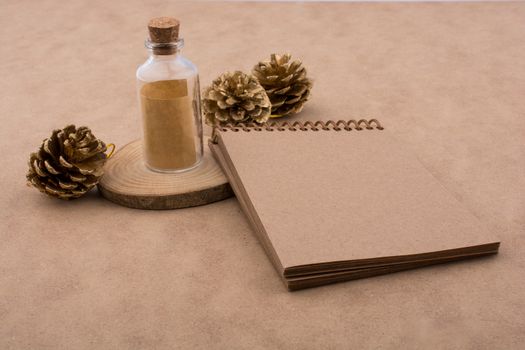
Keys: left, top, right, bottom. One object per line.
{"left": 136, "top": 17, "right": 203, "bottom": 173}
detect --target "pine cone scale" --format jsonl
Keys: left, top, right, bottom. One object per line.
{"left": 58, "top": 180, "right": 78, "bottom": 190}
{"left": 274, "top": 86, "right": 291, "bottom": 95}
{"left": 59, "top": 156, "right": 74, "bottom": 168}
{"left": 288, "top": 84, "right": 308, "bottom": 95}
{"left": 285, "top": 96, "right": 302, "bottom": 104}
{"left": 44, "top": 160, "right": 60, "bottom": 175}
{"left": 69, "top": 174, "right": 87, "bottom": 182}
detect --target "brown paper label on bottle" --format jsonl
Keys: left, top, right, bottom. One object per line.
{"left": 140, "top": 80, "right": 197, "bottom": 170}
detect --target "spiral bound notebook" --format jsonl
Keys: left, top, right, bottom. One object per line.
{"left": 209, "top": 120, "right": 500, "bottom": 290}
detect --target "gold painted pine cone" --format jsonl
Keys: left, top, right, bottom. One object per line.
{"left": 203, "top": 71, "right": 271, "bottom": 126}
{"left": 26, "top": 125, "right": 108, "bottom": 200}
{"left": 252, "top": 53, "right": 313, "bottom": 117}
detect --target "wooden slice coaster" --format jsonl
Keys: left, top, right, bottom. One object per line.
{"left": 98, "top": 138, "right": 233, "bottom": 209}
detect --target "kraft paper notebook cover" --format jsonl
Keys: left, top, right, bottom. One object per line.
{"left": 209, "top": 120, "right": 500, "bottom": 290}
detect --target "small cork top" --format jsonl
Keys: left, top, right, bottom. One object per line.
{"left": 148, "top": 17, "right": 180, "bottom": 43}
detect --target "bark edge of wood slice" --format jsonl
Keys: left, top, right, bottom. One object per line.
{"left": 98, "top": 138, "right": 233, "bottom": 210}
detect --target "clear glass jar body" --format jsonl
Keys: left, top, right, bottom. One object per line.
{"left": 136, "top": 41, "right": 203, "bottom": 173}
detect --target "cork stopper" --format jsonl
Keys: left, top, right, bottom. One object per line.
{"left": 148, "top": 17, "right": 180, "bottom": 43}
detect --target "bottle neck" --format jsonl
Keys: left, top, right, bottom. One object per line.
{"left": 145, "top": 37, "right": 184, "bottom": 57}
{"left": 148, "top": 49, "right": 181, "bottom": 59}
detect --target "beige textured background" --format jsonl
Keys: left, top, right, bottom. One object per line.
{"left": 1, "top": 1, "right": 524, "bottom": 349}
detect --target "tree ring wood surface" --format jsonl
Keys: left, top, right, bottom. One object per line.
{"left": 98, "top": 138, "right": 233, "bottom": 209}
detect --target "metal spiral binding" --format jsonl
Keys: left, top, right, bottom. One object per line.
{"left": 212, "top": 119, "right": 383, "bottom": 141}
